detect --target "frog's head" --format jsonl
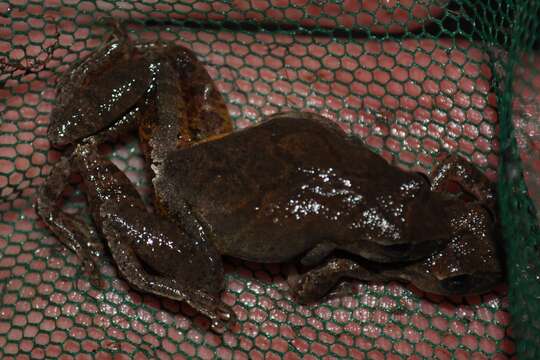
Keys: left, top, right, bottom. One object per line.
{"left": 409, "top": 203, "right": 504, "bottom": 296}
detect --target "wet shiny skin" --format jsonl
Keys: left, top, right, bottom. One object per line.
{"left": 293, "top": 202, "right": 502, "bottom": 303}
{"left": 37, "top": 30, "right": 503, "bottom": 331}
{"left": 156, "top": 112, "right": 474, "bottom": 265}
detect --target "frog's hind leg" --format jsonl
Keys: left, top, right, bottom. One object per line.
{"left": 145, "top": 45, "right": 234, "bottom": 159}
{"left": 99, "top": 202, "right": 235, "bottom": 331}
{"left": 72, "top": 142, "right": 235, "bottom": 331}
{"left": 430, "top": 153, "right": 496, "bottom": 213}
{"left": 35, "top": 155, "right": 104, "bottom": 286}
{"left": 48, "top": 32, "right": 154, "bottom": 147}
{"left": 174, "top": 45, "right": 233, "bottom": 145}
{"left": 147, "top": 52, "right": 234, "bottom": 216}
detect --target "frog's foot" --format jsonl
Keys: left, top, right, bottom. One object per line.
{"left": 325, "top": 281, "right": 357, "bottom": 299}
{"left": 430, "top": 153, "right": 496, "bottom": 214}
{"left": 100, "top": 210, "right": 236, "bottom": 332}
{"left": 292, "top": 258, "right": 377, "bottom": 304}
{"left": 182, "top": 289, "right": 237, "bottom": 332}
{"left": 35, "top": 155, "right": 105, "bottom": 285}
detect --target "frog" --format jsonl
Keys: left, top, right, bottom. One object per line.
{"left": 36, "top": 23, "right": 500, "bottom": 331}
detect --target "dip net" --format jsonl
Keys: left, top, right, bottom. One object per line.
{"left": 1, "top": 1, "right": 538, "bottom": 359}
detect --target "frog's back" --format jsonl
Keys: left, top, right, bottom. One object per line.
{"left": 156, "top": 112, "right": 426, "bottom": 263}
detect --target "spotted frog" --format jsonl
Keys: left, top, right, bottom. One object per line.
{"left": 37, "top": 25, "right": 501, "bottom": 331}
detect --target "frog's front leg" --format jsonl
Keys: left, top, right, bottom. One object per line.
{"left": 430, "top": 153, "right": 496, "bottom": 212}
{"left": 299, "top": 243, "right": 337, "bottom": 267}
{"left": 291, "top": 258, "right": 384, "bottom": 304}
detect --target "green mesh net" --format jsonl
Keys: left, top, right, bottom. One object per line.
{"left": 2, "top": 0, "right": 538, "bottom": 358}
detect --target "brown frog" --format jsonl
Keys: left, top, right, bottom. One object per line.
{"left": 37, "top": 24, "right": 501, "bottom": 331}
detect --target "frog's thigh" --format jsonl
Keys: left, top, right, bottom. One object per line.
{"left": 99, "top": 201, "right": 235, "bottom": 327}
{"left": 300, "top": 242, "right": 337, "bottom": 267}
{"left": 35, "top": 156, "right": 104, "bottom": 283}
{"left": 174, "top": 47, "right": 233, "bottom": 142}
{"left": 97, "top": 201, "right": 198, "bottom": 283}
{"left": 49, "top": 47, "right": 153, "bottom": 147}
{"left": 293, "top": 258, "right": 374, "bottom": 303}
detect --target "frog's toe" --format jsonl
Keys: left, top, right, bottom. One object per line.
{"left": 209, "top": 303, "right": 237, "bottom": 333}
{"left": 78, "top": 255, "right": 106, "bottom": 288}
{"left": 88, "top": 271, "right": 106, "bottom": 289}
{"left": 291, "top": 272, "right": 333, "bottom": 304}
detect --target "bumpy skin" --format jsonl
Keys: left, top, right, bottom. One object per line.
{"left": 156, "top": 112, "right": 466, "bottom": 264}
{"left": 291, "top": 159, "right": 502, "bottom": 303}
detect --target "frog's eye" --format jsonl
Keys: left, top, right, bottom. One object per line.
{"left": 384, "top": 243, "right": 412, "bottom": 255}
{"left": 441, "top": 274, "right": 472, "bottom": 293}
